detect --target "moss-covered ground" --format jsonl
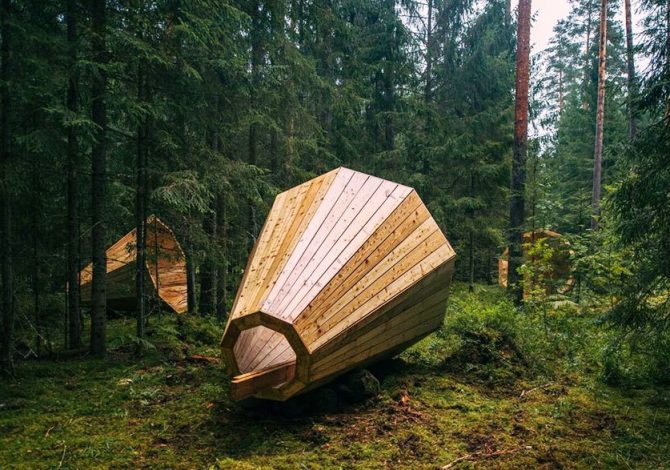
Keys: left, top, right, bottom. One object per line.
{"left": 2, "top": 284, "right": 670, "bottom": 469}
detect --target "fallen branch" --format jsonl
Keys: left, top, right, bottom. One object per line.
{"left": 185, "top": 354, "right": 220, "bottom": 365}
{"left": 519, "top": 382, "right": 553, "bottom": 398}
{"left": 57, "top": 444, "right": 67, "bottom": 469}
{"left": 442, "top": 445, "right": 532, "bottom": 469}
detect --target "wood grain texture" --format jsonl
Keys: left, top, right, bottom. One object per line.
{"left": 220, "top": 168, "right": 456, "bottom": 401}
{"left": 80, "top": 216, "right": 187, "bottom": 314}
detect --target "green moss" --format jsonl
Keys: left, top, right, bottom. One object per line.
{"left": 1, "top": 285, "right": 670, "bottom": 468}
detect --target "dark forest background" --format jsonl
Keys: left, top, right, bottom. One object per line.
{"left": 0, "top": 0, "right": 669, "bottom": 377}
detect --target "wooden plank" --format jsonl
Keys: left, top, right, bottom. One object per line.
{"left": 300, "top": 217, "right": 442, "bottom": 345}
{"left": 293, "top": 190, "right": 425, "bottom": 332}
{"left": 277, "top": 181, "right": 409, "bottom": 323}
{"left": 311, "top": 303, "right": 446, "bottom": 380}
{"left": 235, "top": 183, "right": 315, "bottom": 361}
{"left": 230, "top": 360, "right": 297, "bottom": 401}
{"left": 311, "top": 259, "right": 454, "bottom": 361}
{"left": 310, "top": 287, "right": 450, "bottom": 375}
{"left": 259, "top": 169, "right": 353, "bottom": 313}
{"left": 269, "top": 173, "right": 381, "bottom": 319}
{"left": 263, "top": 169, "right": 361, "bottom": 315}
{"left": 311, "top": 242, "right": 454, "bottom": 351}
{"left": 231, "top": 190, "right": 292, "bottom": 319}
{"left": 237, "top": 325, "right": 282, "bottom": 373}
{"left": 255, "top": 183, "right": 418, "bottom": 370}
{"left": 233, "top": 171, "right": 338, "bottom": 359}
{"left": 234, "top": 171, "right": 339, "bottom": 378}
{"left": 245, "top": 330, "right": 295, "bottom": 372}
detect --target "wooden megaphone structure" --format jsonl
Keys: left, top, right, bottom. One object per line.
{"left": 80, "top": 215, "right": 188, "bottom": 314}
{"left": 220, "top": 168, "right": 456, "bottom": 401}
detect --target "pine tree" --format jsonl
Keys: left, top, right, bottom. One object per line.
{"left": 0, "top": 0, "right": 14, "bottom": 373}
{"left": 89, "top": 0, "right": 108, "bottom": 357}
{"left": 66, "top": 0, "right": 81, "bottom": 350}
{"left": 591, "top": 0, "right": 608, "bottom": 230}
{"left": 508, "top": 0, "right": 532, "bottom": 302}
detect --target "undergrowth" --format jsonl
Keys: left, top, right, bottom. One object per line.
{"left": 1, "top": 283, "right": 669, "bottom": 468}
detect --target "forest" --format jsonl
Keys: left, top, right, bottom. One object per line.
{"left": 1, "top": 0, "right": 670, "bottom": 468}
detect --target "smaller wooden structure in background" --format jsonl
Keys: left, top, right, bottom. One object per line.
{"left": 80, "top": 216, "right": 188, "bottom": 314}
{"left": 221, "top": 167, "right": 456, "bottom": 401}
{"left": 498, "top": 229, "right": 571, "bottom": 294}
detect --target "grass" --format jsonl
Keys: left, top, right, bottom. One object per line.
{"left": 1, "top": 284, "right": 670, "bottom": 469}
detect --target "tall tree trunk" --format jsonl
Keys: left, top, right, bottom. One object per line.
{"left": 425, "top": 0, "right": 433, "bottom": 103}
{"left": 66, "top": 0, "right": 82, "bottom": 350}
{"left": 591, "top": 0, "right": 608, "bottom": 231}
{"left": 199, "top": 207, "right": 217, "bottom": 316}
{"left": 384, "top": 63, "right": 395, "bottom": 151}
{"left": 559, "top": 68, "right": 564, "bottom": 115}
{"left": 216, "top": 193, "right": 228, "bottom": 322}
{"left": 32, "top": 153, "right": 40, "bottom": 357}
{"left": 505, "top": 0, "right": 511, "bottom": 27}
{"left": 200, "top": 128, "right": 221, "bottom": 316}
{"left": 90, "top": 0, "right": 108, "bottom": 357}
{"left": 246, "top": 1, "right": 261, "bottom": 251}
{"left": 0, "top": 0, "right": 14, "bottom": 373}
{"left": 468, "top": 170, "right": 475, "bottom": 292}
{"left": 508, "top": 0, "right": 532, "bottom": 304}
{"left": 135, "top": 62, "right": 147, "bottom": 347}
{"left": 185, "top": 232, "right": 197, "bottom": 314}
{"left": 583, "top": 0, "right": 594, "bottom": 109}
{"left": 624, "top": 0, "right": 637, "bottom": 140}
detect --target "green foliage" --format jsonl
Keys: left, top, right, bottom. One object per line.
{"left": 4, "top": 286, "right": 670, "bottom": 468}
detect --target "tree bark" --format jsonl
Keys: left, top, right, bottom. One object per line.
{"left": 583, "top": 0, "right": 594, "bottom": 109}
{"left": 66, "top": 0, "right": 82, "bottom": 350}
{"left": 199, "top": 207, "right": 217, "bottom": 316}
{"left": 135, "top": 61, "right": 147, "bottom": 346}
{"left": 90, "top": 0, "right": 108, "bottom": 356}
{"left": 624, "top": 0, "right": 637, "bottom": 140}
{"left": 591, "top": 0, "right": 608, "bottom": 231}
{"left": 0, "top": 0, "right": 13, "bottom": 373}
{"left": 508, "top": 0, "right": 532, "bottom": 304}
{"left": 425, "top": 0, "right": 433, "bottom": 103}
{"left": 216, "top": 193, "right": 228, "bottom": 322}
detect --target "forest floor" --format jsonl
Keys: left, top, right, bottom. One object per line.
{"left": 1, "top": 284, "right": 670, "bottom": 469}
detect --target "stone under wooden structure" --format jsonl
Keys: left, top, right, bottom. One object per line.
{"left": 80, "top": 215, "right": 188, "bottom": 314}
{"left": 220, "top": 167, "right": 457, "bottom": 401}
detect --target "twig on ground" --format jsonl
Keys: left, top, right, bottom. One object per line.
{"left": 442, "top": 445, "right": 532, "bottom": 469}
{"left": 45, "top": 425, "right": 55, "bottom": 438}
{"left": 57, "top": 444, "right": 67, "bottom": 469}
{"left": 519, "top": 382, "right": 553, "bottom": 398}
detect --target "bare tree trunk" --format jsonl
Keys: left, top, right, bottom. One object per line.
{"left": 66, "top": 0, "right": 81, "bottom": 350}
{"left": 583, "top": 0, "right": 594, "bottom": 109}
{"left": 508, "top": 0, "right": 532, "bottom": 304}
{"left": 425, "top": 0, "right": 433, "bottom": 103}
{"left": 624, "top": 0, "right": 637, "bottom": 140}
{"left": 559, "top": 68, "right": 564, "bottom": 115}
{"left": 199, "top": 207, "right": 217, "bottom": 316}
{"left": 135, "top": 61, "right": 147, "bottom": 347}
{"left": 468, "top": 171, "right": 475, "bottom": 292}
{"left": 0, "top": 0, "right": 14, "bottom": 373}
{"left": 216, "top": 194, "right": 228, "bottom": 322}
{"left": 32, "top": 153, "right": 41, "bottom": 357}
{"left": 90, "top": 0, "right": 108, "bottom": 357}
{"left": 591, "top": 0, "right": 608, "bottom": 231}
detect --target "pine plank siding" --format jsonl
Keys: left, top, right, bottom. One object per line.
{"left": 221, "top": 168, "right": 456, "bottom": 401}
